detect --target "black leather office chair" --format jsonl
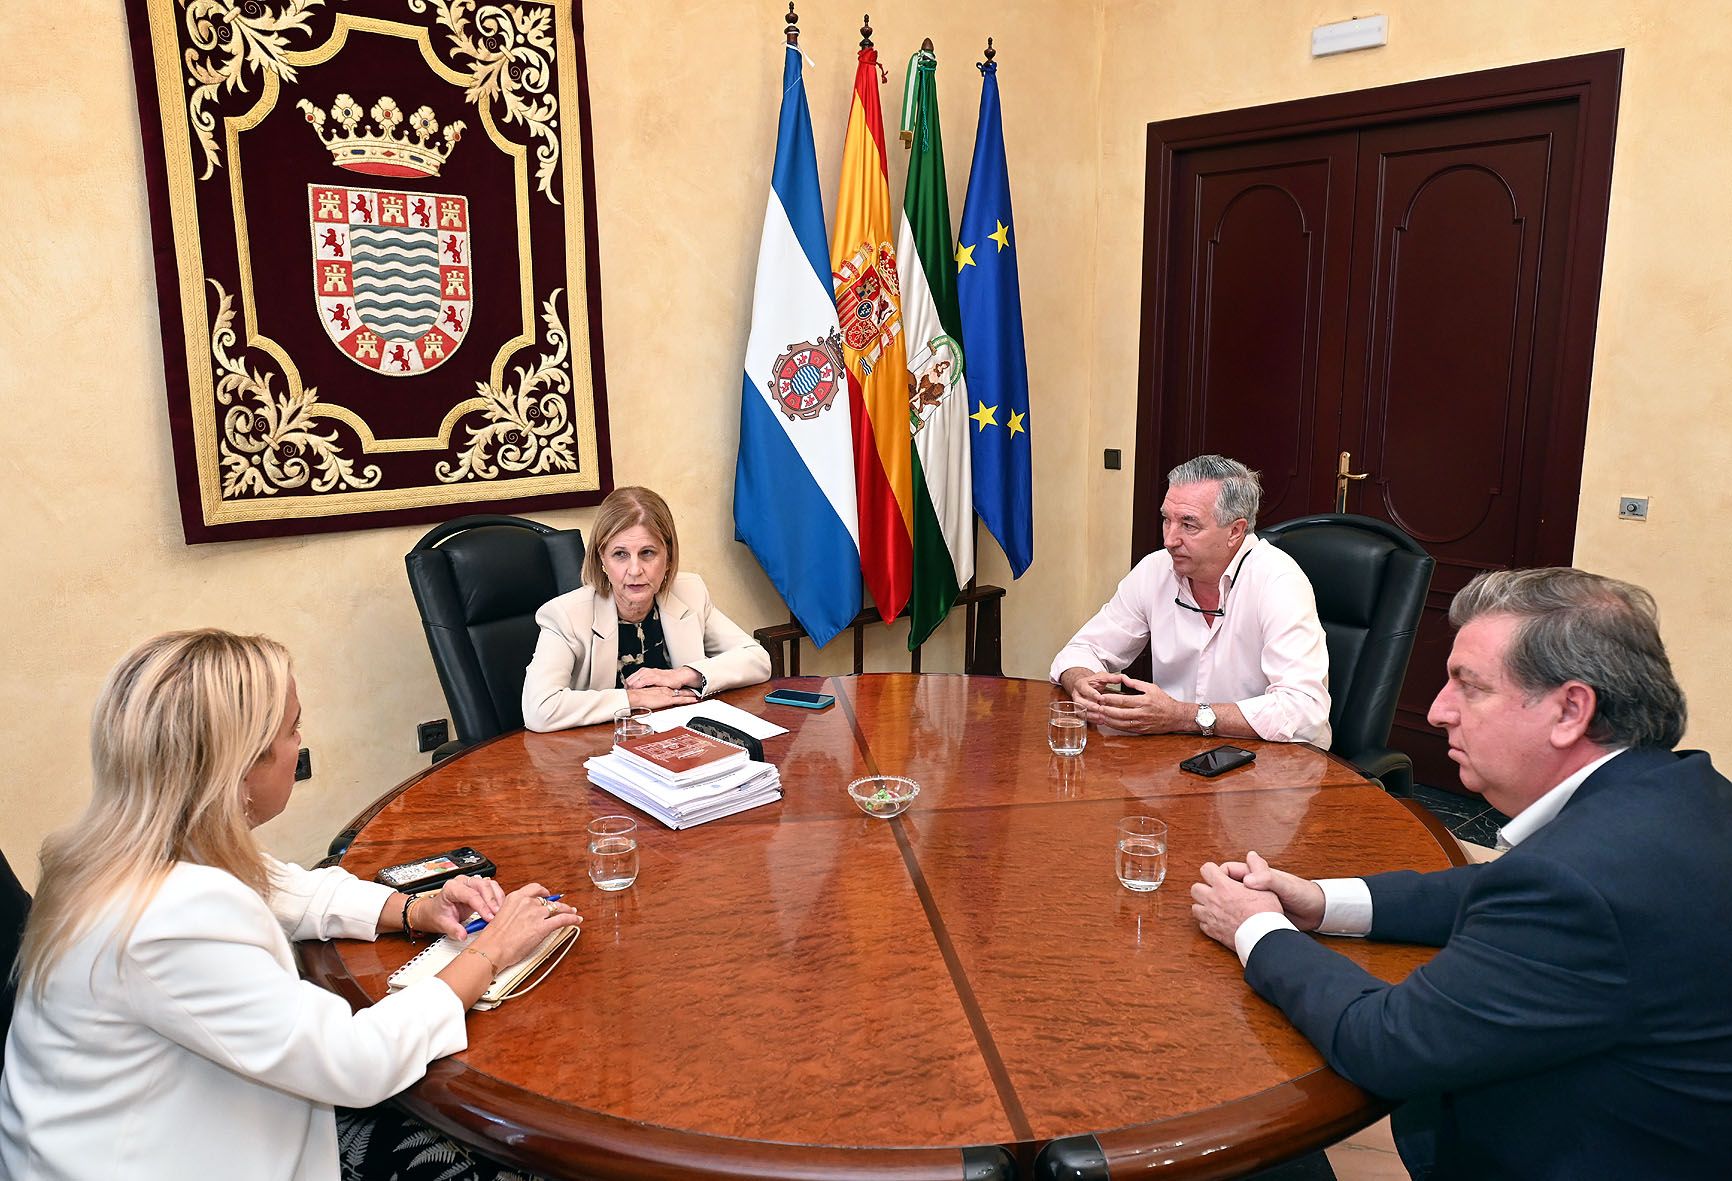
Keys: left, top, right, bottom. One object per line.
{"left": 2, "top": 846, "right": 31, "bottom": 1069}
{"left": 1260, "top": 513, "right": 1435, "bottom": 795}
{"left": 404, "top": 514, "right": 585, "bottom": 755}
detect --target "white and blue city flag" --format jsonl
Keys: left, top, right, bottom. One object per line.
{"left": 733, "top": 44, "right": 862, "bottom": 646}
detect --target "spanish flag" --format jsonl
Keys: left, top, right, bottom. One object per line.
{"left": 831, "top": 44, "right": 913, "bottom": 624}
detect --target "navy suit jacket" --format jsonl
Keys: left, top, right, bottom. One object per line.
{"left": 1246, "top": 747, "right": 1732, "bottom": 1179}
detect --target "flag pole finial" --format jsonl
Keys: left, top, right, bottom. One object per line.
{"left": 784, "top": 2, "right": 799, "bottom": 46}
{"left": 983, "top": 37, "right": 996, "bottom": 64}
{"left": 859, "top": 14, "right": 874, "bottom": 50}
{"left": 921, "top": 37, "right": 934, "bottom": 55}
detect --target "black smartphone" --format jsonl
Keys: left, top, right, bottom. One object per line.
{"left": 764, "top": 688, "right": 836, "bottom": 710}
{"left": 686, "top": 715, "right": 766, "bottom": 762}
{"left": 374, "top": 846, "right": 497, "bottom": 893}
{"left": 1179, "top": 745, "right": 1257, "bottom": 778}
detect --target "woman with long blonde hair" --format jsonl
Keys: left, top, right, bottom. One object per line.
{"left": 0, "top": 629, "right": 581, "bottom": 1180}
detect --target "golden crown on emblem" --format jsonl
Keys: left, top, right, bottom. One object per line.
{"left": 297, "top": 94, "right": 466, "bottom": 179}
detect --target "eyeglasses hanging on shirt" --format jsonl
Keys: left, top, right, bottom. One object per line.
{"left": 1173, "top": 596, "right": 1226, "bottom": 619}
{"left": 1174, "top": 547, "right": 1245, "bottom": 620}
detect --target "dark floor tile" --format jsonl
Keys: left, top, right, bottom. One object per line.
{"left": 1451, "top": 808, "right": 1511, "bottom": 848}
{"left": 1242, "top": 1150, "right": 1338, "bottom": 1180}
{"left": 1408, "top": 782, "right": 1485, "bottom": 827}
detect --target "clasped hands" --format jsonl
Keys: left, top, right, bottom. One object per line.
{"left": 1061, "top": 668, "right": 1187, "bottom": 734}
{"left": 1189, "top": 851, "right": 1327, "bottom": 950}
{"left": 623, "top": 665, "right": 703, "bottom": 711}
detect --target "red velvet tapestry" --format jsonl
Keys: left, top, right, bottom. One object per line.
{"left": 123, "top": 0, "right": 612, "bottom": 542}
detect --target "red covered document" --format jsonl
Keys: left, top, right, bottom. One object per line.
{"left": 613, "top": 726, "right": 751, "bottom": 785}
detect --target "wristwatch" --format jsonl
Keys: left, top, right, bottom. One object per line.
{"left": 1195, "top": 703, "right": 1217, "bottom": 737}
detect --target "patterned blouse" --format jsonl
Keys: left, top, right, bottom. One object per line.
{"left": 615, "top": 603, "right": 673, "bottom": 688}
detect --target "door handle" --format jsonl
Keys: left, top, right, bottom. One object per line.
{"left": 1335, "top": 451, "right": 1369, "bottom": 513}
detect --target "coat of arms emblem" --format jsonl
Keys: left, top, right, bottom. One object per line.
{"left": 833, "top": 241, "right": 902, "bottom": 376}
{"left": 300, "top": 94, "right": 472, "bottom": 376}
{"left": 907, "top": 333, "right": 964, "bottom": 433}
{"left": 308, "top": 183, "right": 471, "bottom": 375}
{"left": 767, "top": 331, "right": 845, "bottom": 420}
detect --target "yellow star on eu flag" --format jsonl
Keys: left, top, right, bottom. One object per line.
{"left": 955, "top": 242, "right": 977, "bottom": 272}
{"left": 989, "top": 219, "right": 1011, "bottom": 251}
{"left": 1007, "top": 410, "right": 1026, "bottom": 437}
{"left": 970, "top": 401, "right": 998, "bottom": 431}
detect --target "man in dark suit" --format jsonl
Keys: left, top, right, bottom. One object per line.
{"left": 1190, "top": 567, "right": 1732, "bottom": 1180}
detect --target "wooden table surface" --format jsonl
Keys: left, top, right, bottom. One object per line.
{"left": 303, "top": 674, "right": 1465, "bottom": 1180}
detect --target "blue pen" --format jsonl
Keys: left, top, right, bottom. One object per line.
{"left": 463, "top": 894, "right": 563, "bottom": 936}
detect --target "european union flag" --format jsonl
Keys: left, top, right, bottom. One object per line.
{"left": 955, "top": 57, "right": 1032, "bottom": 578}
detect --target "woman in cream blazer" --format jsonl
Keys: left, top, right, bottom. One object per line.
{"left": 522, "top": 570, "right": 772, "bottom": 731}
{"left": 521, "top": 487, "right": 770, "bottom": 732}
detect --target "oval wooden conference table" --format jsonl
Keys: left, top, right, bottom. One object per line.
{"left": 305, "top": 674, "right": 1466, "bottom": 1181}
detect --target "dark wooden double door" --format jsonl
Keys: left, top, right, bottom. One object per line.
{"left": 1133, "top": 53, "right": 1622, "bottom": 789}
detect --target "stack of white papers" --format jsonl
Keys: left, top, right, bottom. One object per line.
{"left": 585, "top": 752, "right": 782, "bottom": 829}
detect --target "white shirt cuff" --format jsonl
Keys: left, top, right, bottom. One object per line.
{"left": 1317, "top": 877, "right": 1374, "bottom": 936}
{"left": 1234, "top": 697, "right": 1269, "bottom": 740}
{"left": 1234, "top": 911, "right": 1298, "bottom": 966}
{"left": 1050, "top": 655, "right": 1105, "bottom": 686}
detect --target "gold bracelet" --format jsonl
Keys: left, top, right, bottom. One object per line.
{"left": 460, "top": 945, "right": 501, "bottom": 977}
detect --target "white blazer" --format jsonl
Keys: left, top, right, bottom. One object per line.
{"left": 520, "top": 571, "right": 772, "bottom": 732}
{"left": 0, "top": 860, "right": 466, "bottom": 1181}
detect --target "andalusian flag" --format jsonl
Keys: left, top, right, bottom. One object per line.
{"left": 956, "top": 54, "right": 1032, "bottom": 577}
{"left": 898, "top": 46, "right": 972, "bottom": 649}
{"left": 734, "top": 42, "right": 860, "bottom": 647}
{"left": 831, "top": 43, "right": 913, "bottom": 623}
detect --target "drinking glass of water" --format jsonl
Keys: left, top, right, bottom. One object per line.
{"left": 613, "top": 706, "right": 653, "bottom": 745}
{"left": 587, "top": 815, "right": 640, "bottom": 891}
{"left": 1049, "top": 701, "right": 1087, "bottom": 756}
{"left": 1115, "top": 816, "right": 1168, "bottom": 892}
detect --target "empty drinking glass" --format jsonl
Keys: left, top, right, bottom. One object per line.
{"left": 1115, "top": 816, "right": 1168, "bottom": 892}
{"left": 587, "top": 815, "right": 640, "bottom": 891}
{"left": 1049, "top": 701, "right": 1087, "bottom": 756}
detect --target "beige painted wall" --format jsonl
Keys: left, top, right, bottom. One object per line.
{"left": 6, "top": 0, "right": 1728, "bottom": 888}
{"left": 1090, "top": 1, "right": 1732, "bottom": 756}
{"left": 0, "top": 1, "right": 1101, "bottom": 887}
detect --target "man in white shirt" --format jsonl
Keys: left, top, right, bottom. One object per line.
{"left": 1190, "top": 567, "right": 1732, "bottom": 1180}
{"left": 1051, "top": 454, "right": 1330, "bottom": 745}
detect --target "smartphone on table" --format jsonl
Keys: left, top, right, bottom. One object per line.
{"left": 1179, "top": 745, "right": 1256, "bottom": 778}
{"left": 764, "top": 688, "right": 836, "bottom": 710}
{"left": 374, "top": 846, "right": 497, "bottom": 893}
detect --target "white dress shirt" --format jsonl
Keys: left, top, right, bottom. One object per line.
{"left": 1050, "top": 534, "right": 1332, "bottom": 745}
{"left": 1233, "top": 748, "right": 1628, "bottom": 964}
{"left": 0, "top": 858, "right": 467, "bottom": 1180}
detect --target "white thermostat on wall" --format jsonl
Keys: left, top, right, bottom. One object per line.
{"left": 1312, "top": 15, "right": 1389, "bottom": 58}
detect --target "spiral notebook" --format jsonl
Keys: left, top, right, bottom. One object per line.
{"left": 388, "top": 926, "right": 578, "bottom": 1010}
